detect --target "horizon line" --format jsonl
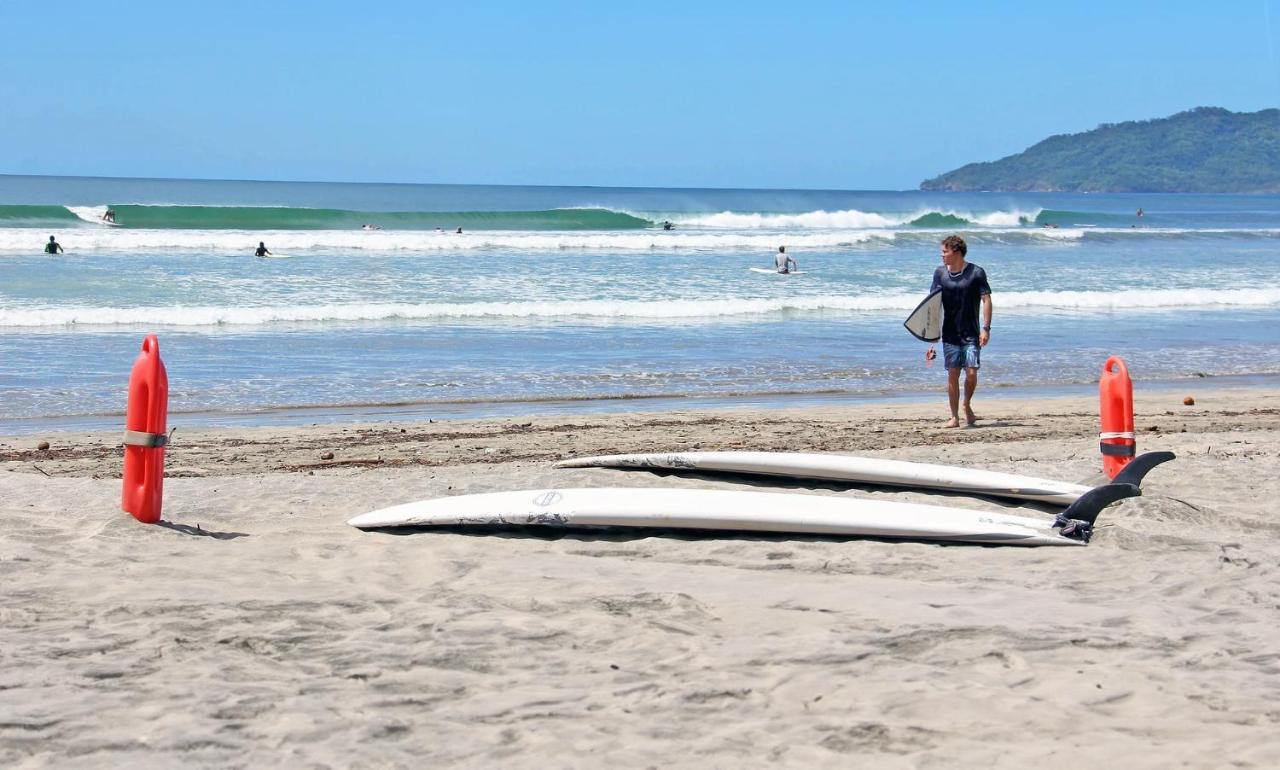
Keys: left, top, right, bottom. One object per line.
{"left": 0, "top": 171, "right": 919, "bottom": 195}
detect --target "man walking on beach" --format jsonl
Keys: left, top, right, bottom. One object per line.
{"left": 925, "top": 235, "right": 991, "bottom": 427}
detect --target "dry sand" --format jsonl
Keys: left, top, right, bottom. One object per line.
{"left": 2, "top": 385, "right": 1279, "bottom": 768}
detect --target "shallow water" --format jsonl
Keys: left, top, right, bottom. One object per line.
{"left": 3, "top": 175, "right": 1278, "bottom": 429}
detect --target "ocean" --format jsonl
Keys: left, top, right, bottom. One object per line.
{"left": 2, "top": 174, "right": 1279, "bottom": 433}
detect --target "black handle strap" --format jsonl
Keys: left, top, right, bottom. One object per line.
{"left": 1099, "top": 442, "right": 1136, "bottom": 458}
{"left": 123, "top": 430, "right": 168, "bottom": 448}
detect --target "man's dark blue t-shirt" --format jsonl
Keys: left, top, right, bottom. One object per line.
{"left": 929, "top": 263, "right": 991, "bottom": 345}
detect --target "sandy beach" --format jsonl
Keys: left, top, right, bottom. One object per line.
{"left": 2, "top": 385, "right": 1279, "bottom": 767}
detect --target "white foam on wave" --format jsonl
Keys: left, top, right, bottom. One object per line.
{"left": 999, "top": 287, "right": 1280, "bottom": 309}
{"left": 669, "top": 207, "right": 1042, "bottom": 229}
{"left": 0, "top": 297, "right": 917, "bottom": 327}
{"left": 0, "top": 227, "right": 896, "bottom": 252}
{"left": 12, "top": 225, "right": 1280, "bottom": 254}
{"left": 65, "top": 206, "right": 113, "bottom": 225}
{"left": 967, "top": 209, "right": 1039, "bottom": 227}
{"left": 3, "top": 288, "right": 1277, "bottom": 329}
{"left": 676, "top": 209, "right": 901, "bottom": 229}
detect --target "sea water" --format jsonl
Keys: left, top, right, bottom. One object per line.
{"left": 2, "top": 174, "right": 1279, "bottom": 433}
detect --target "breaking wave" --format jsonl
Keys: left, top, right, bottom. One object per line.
{"left": 4, "top": 288, "right": 1276, "bottom": 329}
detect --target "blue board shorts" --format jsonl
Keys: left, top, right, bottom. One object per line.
{"left": 943, "top": 342, "right": 981, "bottom": 370}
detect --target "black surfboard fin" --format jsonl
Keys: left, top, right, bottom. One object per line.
{"left": 1059, "top": 482, "right": 1141, "bottom": 526}
{"left": 1052, "top": 482, "right": 1140, "bottom": 543}
{"left": 1111, "top": 451, "right": 1176, "bottom": 489}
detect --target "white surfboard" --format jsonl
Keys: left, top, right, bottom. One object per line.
{"left": 904, "top": 289, "right": 942, "bottom": 342}
{"left": 554, "top": 451, "right": 1174, "bottom": 507}
{"left": 347, "top": 484, "right": 1138, "bottom": 546}
{"left": 749, "top": 267, "right": 806, "bottom": 275}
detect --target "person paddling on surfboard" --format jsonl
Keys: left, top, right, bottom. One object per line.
{"left": 925, "top": 235, "right": 992, "bottom": 428}
{"left": 44, "top": 235, "right": 64, "bottom": 254}
{"left": 254, "top": 241, "right": 271, "bottom": 257}
{"left": 774, "top": 245, "right": 797, "bottom": 274}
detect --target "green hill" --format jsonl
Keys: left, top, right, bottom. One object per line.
{"left": 919, "top": 107, "right": 1280, "bottom": 193}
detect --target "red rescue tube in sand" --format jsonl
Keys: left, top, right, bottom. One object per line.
{"left": 122, "top": 334, "right": 169, "bottom": 523}
{"left": 1099, "top": 356, "right": 1135, "bottom": 479}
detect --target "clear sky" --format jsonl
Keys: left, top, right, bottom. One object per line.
{"left": 3, "top": 1, "right": 1278, "bottom": 190}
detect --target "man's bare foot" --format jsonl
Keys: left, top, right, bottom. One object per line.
{"left": 964, "top": 406, "right": 977, "bottom": 426}
{"left": 943, "top": 417, "right": 960, "bottom": 428}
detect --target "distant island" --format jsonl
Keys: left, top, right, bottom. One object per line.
{"left": 920, "top": 107, "right": 1280, "bottom": 193}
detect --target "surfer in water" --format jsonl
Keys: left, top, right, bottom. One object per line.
{"left": 925, "top": 235, "right": 992, "bottom": 428}
{"left": 44, "top": 235, "right": 64, "bottom": 254}
{"left": 254, "top": 241, "right": 271, "bottom": 257}
{"left": 774, "top": 246, "right": 797, "bottom": 274}
{"left": 102, "top": 208, "right": 116, "bottom": 223}
{"left": 662, "top": 220, "right": 674, "bottom": 231}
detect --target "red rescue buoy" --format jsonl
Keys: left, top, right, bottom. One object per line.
{"left": 1099, "top": 356, "right": 1135, "bottom": 479}
{"left": 122, "top": 334, "right": 169, "bottom": 523}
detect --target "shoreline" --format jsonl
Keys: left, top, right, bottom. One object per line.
{"left": 5, "top": 382, "right": 1278, "bottom": 484}
{"left": 3, "top": 370, "right": 1276, "bottom": 437}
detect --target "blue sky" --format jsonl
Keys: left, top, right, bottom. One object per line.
{"left": 3, "top": 1, "right": 1278, "bottom": 189}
